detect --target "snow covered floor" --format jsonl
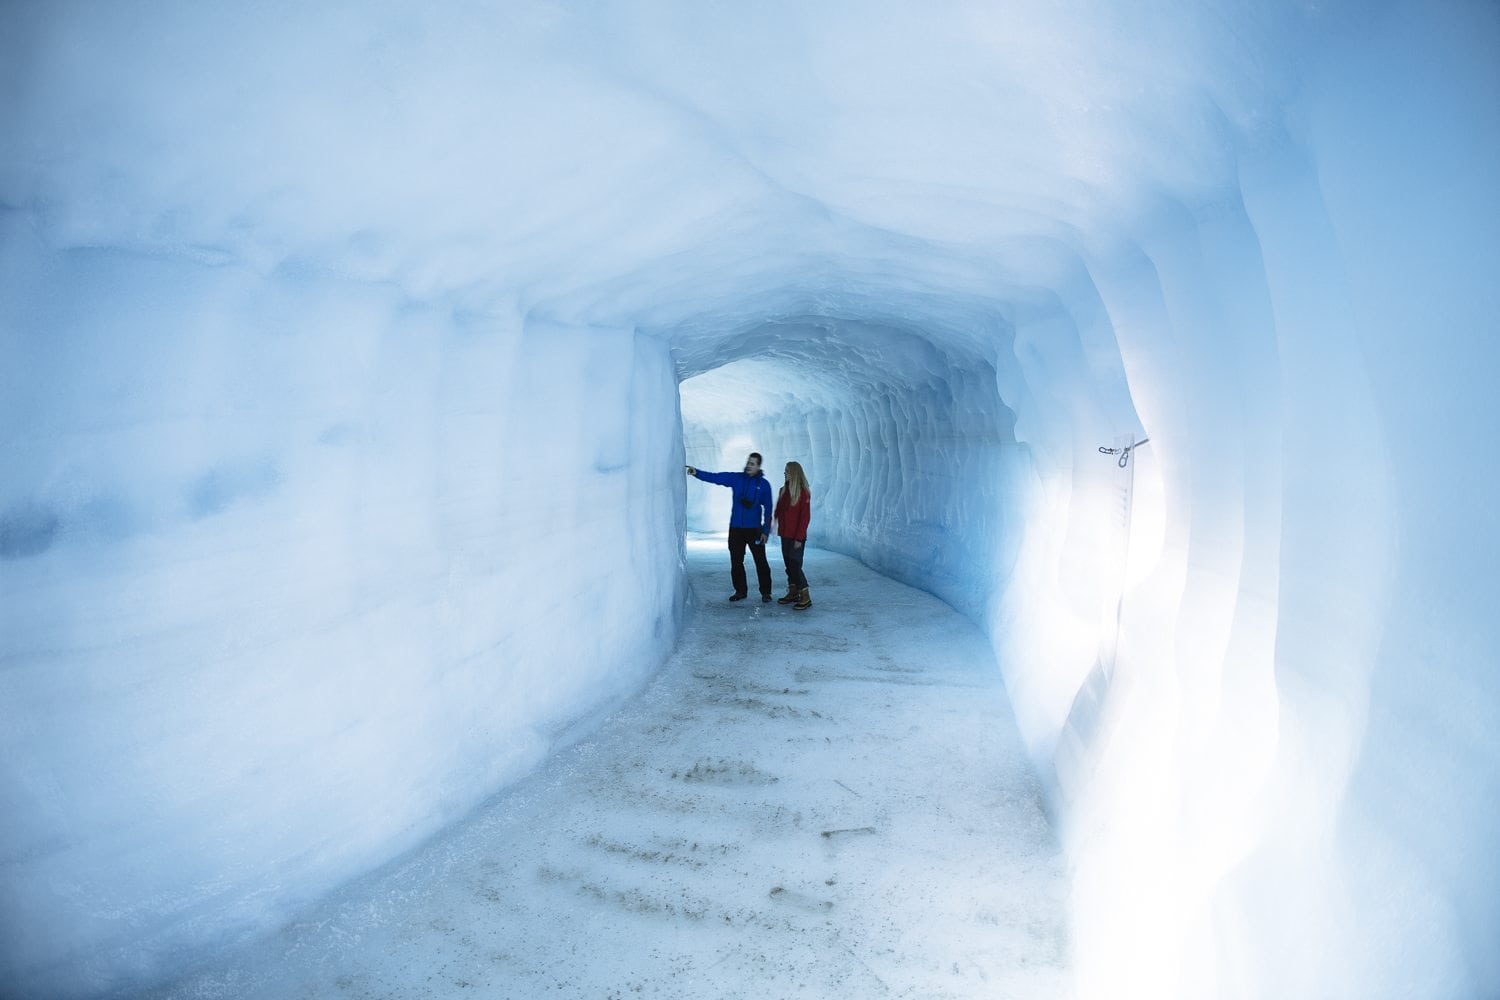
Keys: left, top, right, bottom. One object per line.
{"left": 149, "top": 538, "right": 1070, "bottom": 999}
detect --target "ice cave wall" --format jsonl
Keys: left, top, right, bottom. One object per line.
{"left": 0, "top": 224, "right": 687, "bottom": 995}
{"left": 662, "top": 5, "right": 1500, "bottom": 993}
{"left": 3, "top": 1, "right": 1498, "bottom": 998}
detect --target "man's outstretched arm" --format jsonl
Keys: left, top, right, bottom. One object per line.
{"left": 687, "top": 468, "right": 737, "bottom": 487}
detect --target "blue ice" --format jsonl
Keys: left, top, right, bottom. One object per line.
{"left": 2, "top": 1, "right": 1497, "bottom": 997}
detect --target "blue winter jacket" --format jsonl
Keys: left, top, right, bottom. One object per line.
{"left": 694, "top": 469, "right": 773, "bottom": 534}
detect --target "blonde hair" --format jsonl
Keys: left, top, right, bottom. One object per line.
{"left": 781, "top": 461, "right": 810, "bottom": 504}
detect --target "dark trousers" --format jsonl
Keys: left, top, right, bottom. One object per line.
{"left": 727, "top": 527, "right": 773, "bottom": 597}
{"left": 781, "top": 539, "right": 808, "bottom": 590}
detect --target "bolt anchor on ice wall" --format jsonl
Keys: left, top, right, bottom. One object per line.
{"left": 1098, "top": 436, "right": 1150, "bottom": 468}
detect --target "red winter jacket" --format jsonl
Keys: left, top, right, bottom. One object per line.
{"left": 774, "top": 488, "right": 811, "bottom": 542}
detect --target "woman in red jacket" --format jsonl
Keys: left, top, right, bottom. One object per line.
{"left": 774, "top": 461, "right": 813, "bottom": 610}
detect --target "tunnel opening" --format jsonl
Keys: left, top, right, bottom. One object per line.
{"left": 3, "top": 2, "right": 1497, "bottom": 998}
{"left": 666, "top": 292, "right": 1150, "bottom": 763}
{"left": 675, "top": 314, "right": 1024, "bottom": 626}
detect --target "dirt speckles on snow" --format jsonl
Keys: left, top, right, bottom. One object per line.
{"left": 150, "top": 542, "right": 1072, "bottom": 1000}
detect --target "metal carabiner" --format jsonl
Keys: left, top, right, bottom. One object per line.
{"left": 1100, "top": 436, "right": 1150, "bottom": 468}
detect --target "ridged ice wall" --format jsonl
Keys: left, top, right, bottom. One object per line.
{"left": 3, "top": 1, "right": 1496, "bottom": 997}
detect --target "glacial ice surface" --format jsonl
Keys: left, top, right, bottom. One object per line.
{"left": 147, "top": 542, "right": 1069, "bottom": 999}
{"left": 3, "top": 1, "right": 1498, "bottom": 998}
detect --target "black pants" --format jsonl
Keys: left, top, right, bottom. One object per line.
{"left": 727, "top": 527, "right": 773, "bottom": 597}
{"left": 781, "top": 538, "right": 807, "bottom": 591}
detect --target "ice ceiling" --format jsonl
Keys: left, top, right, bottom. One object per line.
{"left": 2, "top": 1, "right": 1497, "bottom": 998}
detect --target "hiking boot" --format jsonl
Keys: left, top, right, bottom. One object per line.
{"left": 793, "top": 588, "right": 812, "bottom": 610}
{"left": 776, "top": 588, "right": 799, "bottom": 604}
{"left": 728, "top": 593, "right": 748, "bottom": 602}
{"left": 761, "top": 594, "right": 772, "bottom": 603}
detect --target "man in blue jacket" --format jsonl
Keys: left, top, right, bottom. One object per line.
{"left": 686, "top": 452, "right": 775, "bottom": 602}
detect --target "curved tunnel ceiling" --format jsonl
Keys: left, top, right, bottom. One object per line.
{"left": 4, "top": 2, "right": 1497, "bottom": 999}
{"left": 9, "top": 0, "right": 1305, "bottom": 331}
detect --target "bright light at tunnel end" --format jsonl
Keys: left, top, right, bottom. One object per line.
{"left": 1, "top": 0, "right": 1497, "bottom": 998}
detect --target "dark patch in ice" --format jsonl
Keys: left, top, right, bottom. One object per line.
{"left": 691, "top": 673, "right": 811, "bottom": 699}
{"left": 703, "top": 693, "right": 805, "bottom": 719}
{"left": 580, "top": 833, "right": 708, "bottom": 870}
{"left": 788, "top": 632, "right": 850, "bottom": 652}
{"left": 0, "top": 502, "right": 60, "bottom": 558}
{"left": 794, "top": 666, "right": 982, "bottom": 688}
{"left": 874, "top": 654, "right": 921, "bottom": 674}
{"left": 669, "top": 758, "right": 779, "bottom": 786}
{"left": 872, "top": 663, "right": 922, "bottom": 675}
{"left": 188, "top": 459, "right": 280, "bottom": 519}
{"left": 566, "top": 875, "right": 711, "bottom": 921}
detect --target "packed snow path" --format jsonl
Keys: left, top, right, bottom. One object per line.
{"left": 152, "top": 540, "right": 1070, "bottom": 999}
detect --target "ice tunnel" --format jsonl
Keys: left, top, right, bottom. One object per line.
{"left": 2, "top": 1, "right": 1497, "bottom": 997}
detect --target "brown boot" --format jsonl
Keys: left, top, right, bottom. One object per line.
{"left": 793, "top": 587, "right": 811, "bottom": 610}
{"left": 777, "top": 587, "right": 799, "bottom": 605}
